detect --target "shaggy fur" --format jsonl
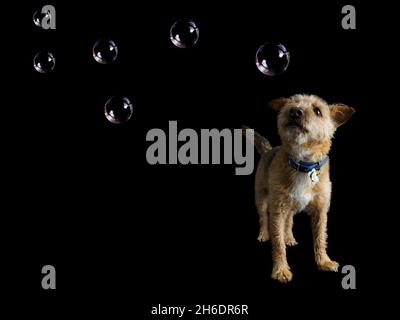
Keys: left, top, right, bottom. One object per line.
{"left": 246, "top": 94, "right": 354, "bottom": 283}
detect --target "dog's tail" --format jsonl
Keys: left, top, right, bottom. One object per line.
{"left": 242, "top": 126, "right": 272, "bottom": 155}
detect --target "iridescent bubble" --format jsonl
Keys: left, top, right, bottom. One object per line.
{"left": 33, "top": 51, "right": 56, "bottom": 73}
{"left": 170, "top": 19, "right": 199, "bottom": 48}
{"left": 33, "top": 8, "right": 50, "bottom": 28}
{"left": 104, "top": 96, "right": 133, "bottom": 124}
{"left": 92, "top": 39, "right": 118, "bottom": 64}
{"left": 255, "top": 42, "right": 290, "bottom": 76}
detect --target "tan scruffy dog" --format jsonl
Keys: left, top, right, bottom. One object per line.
{"left": 245, "top": 94, "right": 355, "bottom": 283}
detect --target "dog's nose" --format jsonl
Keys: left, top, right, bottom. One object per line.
{"left": 290, "top": 107, "right": 304, "bottom": 119}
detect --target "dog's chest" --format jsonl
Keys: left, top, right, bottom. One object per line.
{"left": 289, "top": 174, "right": 315, "bottom": 211}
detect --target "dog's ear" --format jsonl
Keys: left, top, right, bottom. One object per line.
{"left": 330, "top": 103, "right": 355, "bottom": 127}
{"left": 269, "top": 98, "right": 288, "bottom": 112}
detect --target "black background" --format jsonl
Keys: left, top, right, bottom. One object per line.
{"left": 3, "top": 0, "right": 387, "bottom": 318}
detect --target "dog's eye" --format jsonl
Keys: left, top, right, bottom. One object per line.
{"left": 313, "top": 107, "right": 322, "bottom": 117}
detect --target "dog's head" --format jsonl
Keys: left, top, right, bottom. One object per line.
{"left": 269, "top": 94, "right": 355, "bottom": 158}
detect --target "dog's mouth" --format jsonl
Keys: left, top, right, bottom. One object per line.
{"left": 285, "top": 120, "right": 308, "bottom": 134}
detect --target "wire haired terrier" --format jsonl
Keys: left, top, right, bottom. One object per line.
{"left": 244, "top": 94, "right": 355, "bottom": 283}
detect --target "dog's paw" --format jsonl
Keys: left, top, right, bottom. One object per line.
{"left": 257, "top": 230, "right": 270, "bottom": 242}
{"left": 271, "top": 265, "right": 293, "bottom": 283}
{"left": 317, "top": 259, "right": 339, "bottom": 272}
{"left": 285, "top": 236, "right": 298, "bottom": 246}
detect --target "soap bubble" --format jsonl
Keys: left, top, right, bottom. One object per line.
{"left": 104, "top": 96, "right": 133, "bottom": 124}
{"left": 170, "top": 19, "right": 199, "bottom": 48}
{"left": 33, "top": 8, "right": 50, "bottom": 28}
{"left": 255, "top": 42, "right": 290, "bottom": 76}
{"left": 92, "top": 39, "right": 118, "bottom": 64}
{"left": 33, "top": 51, "right": 55, "bottom": 73}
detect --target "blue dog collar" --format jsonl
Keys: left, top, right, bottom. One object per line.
{"left": 288, "top": 155, "right": 329, "bottom": 173}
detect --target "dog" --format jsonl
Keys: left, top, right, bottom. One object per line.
{"left": 244, "top": 94, "right": 355, "bottom": 283}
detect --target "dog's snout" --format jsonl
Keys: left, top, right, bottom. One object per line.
{"left": 289, "top": 107, "right": 304, "bottom": 119}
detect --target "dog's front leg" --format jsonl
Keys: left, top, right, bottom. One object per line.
{"left": 309, "top": 198, "right": 339, "bottom": 272}
{"left": 285, "top": 213, "right": 297, "bottom": 246}
{"left": 270, "top": 210, "right": 293, "bottom": 282}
